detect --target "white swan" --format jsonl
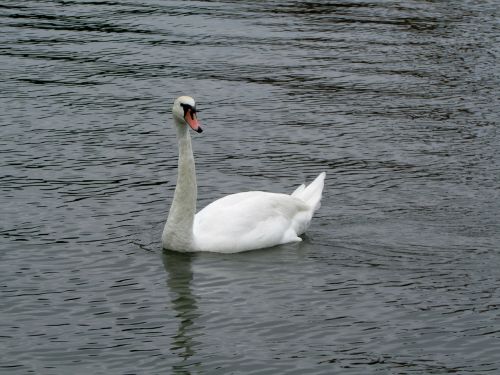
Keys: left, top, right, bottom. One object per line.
{"left": 162, "top": 96, "right": 326, "bottom": 253}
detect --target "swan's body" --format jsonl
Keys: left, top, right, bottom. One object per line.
{"left": 162, "top": 96, "right": 325, "bottom": 253}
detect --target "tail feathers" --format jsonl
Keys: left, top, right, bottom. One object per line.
{"left": 291, "top": 172, "right": 326, "bottom": 211}
{"left": 291, "top": 183, "right": 306, "bottom": 197}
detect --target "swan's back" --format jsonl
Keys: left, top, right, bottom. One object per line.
{"left": 192, "top": 172, "right": 325, "bottom": 253}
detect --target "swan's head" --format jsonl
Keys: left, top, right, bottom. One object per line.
{"left": 172, "top": 96, "right": 202, "bottom": 133}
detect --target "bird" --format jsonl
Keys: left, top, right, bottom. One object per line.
{"left": 162, "top": 95, "right": 325, "bottom": 253}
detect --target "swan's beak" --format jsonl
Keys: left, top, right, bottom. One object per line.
{"left": 184, "top": 108, "right": 202, "bottom": 133}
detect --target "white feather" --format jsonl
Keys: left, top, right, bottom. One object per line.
{"left": 193, "top": 192, "right": 309, "bottom": 253}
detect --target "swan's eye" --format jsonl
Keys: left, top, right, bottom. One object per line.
{"left": 180, "top": 103, "right": 197, "bottom": 119}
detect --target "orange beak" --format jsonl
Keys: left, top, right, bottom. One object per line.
{"left": 184, "top": 108, "right": 202, "bottom": 133}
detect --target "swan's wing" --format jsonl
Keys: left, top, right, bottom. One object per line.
{"left": 193, "top": 191, "right": 311, "bottom": 253}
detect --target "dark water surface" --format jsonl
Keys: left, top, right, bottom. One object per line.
{"left": 1, "top": 1, "right": 499, "bottom": 374}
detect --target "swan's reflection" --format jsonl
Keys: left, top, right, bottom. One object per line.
{"left": 162, "top": 250, "right": 200, "bottom": 373}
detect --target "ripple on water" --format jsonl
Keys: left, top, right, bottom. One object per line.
{"left": 1, "top": 0, "right": 499, "bottom": 374}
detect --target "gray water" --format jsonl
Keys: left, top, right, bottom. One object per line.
{"left": 1, "top": 0, "right": 499, "bottom": 374}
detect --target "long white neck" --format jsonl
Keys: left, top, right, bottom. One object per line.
{"left": 162, "top": 119, "right": 197, "bottom": 251}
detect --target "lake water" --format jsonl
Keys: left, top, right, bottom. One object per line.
{"left": 1, "top": 0, "right": 499, "bottom": 374}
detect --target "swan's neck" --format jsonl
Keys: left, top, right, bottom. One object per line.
{"left": 163, "top": 121, "right": 197, "bottom": 251}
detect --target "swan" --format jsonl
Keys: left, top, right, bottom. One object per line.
{"left": 162, "top": 95, "right": 326, "bottom": 253}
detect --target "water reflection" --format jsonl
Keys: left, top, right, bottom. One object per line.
{"left": 162, "top": 250, "right": 200, "bottom": 374}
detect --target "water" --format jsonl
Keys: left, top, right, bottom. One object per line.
{"left": 1, "top": 0, "right": 499, "bottom": 373}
